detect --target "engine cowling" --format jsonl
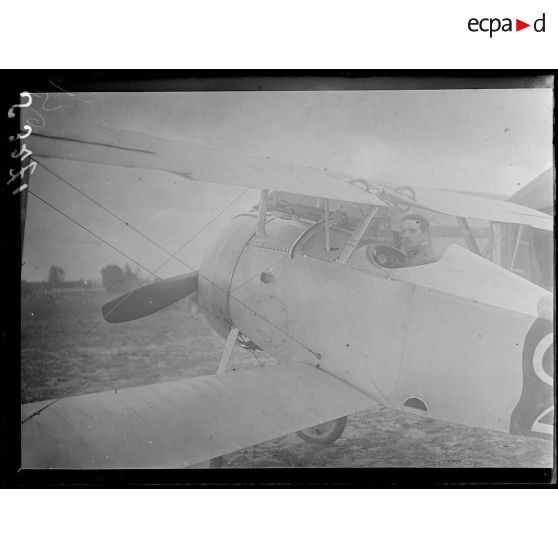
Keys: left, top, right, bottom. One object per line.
{"left": 198, "top": 214, "right": 258, "bottom": 339}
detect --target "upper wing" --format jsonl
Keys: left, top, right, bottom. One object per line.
{"left": 28, "top": 119, "right": 551, "bottom": 230}
{"left": 507, "top": 167, "right": 553, "bottom": 211}
{"left": 28, "top": 122, "right": 386, "bottom": 207}
{"left": 21, "top": 363, "right": 375, "bottom": 468}
{"left": 367, "top": 179, "right": 553, "bottom": 231}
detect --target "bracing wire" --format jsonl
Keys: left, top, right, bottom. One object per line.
{"left": 32, "top": 159, "right": 251, "bottom": 343}
{"left": 28, "top": 191, "right": 161, "bottom": 280}
{"left": 28, "top": 164, "right": 320, "bottom": 359}
{"left": 22, "top": 180, "right": 326, "bottom": 422}
{"left": 34, "top": 158, "right": 251, "bottom": 271}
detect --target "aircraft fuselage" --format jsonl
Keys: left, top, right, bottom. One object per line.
{"left": 199, "top": 214, "right": 554, "bottom": 439}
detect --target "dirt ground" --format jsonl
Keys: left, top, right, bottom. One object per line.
{"left": 21, "top": 291, "right": 553, "bottom": 468}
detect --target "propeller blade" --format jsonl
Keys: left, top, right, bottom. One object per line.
{"left": 102, "top": 271, "right": 198, "bottom": 323}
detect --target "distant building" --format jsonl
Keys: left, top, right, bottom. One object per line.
{"left": 23, "top": 281, "right": 50, "bottom": 296}
{"left": 22, "top": 279, "right": 101, "bottom": 297}
{"left": 55, "top": 279, "right": 93, "bottom": 289}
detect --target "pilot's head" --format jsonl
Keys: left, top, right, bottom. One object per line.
{"left": 401, "top": 214, "right": 430, "bottom": 253}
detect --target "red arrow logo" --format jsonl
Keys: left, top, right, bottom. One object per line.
{"left": 516, "top": 19, "right": 530, "bottom": 31}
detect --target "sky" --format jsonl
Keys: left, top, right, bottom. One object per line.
{"left": 22, "top": 88, "right": 553, "bottom": 282}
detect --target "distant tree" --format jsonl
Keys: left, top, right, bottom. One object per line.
{"left": 48, "top": 265, "right": 65, "bottom": 286}
{"left": 101, "top": 264, "right": 140, "bottom": 294}
{"left": 101, "top": 265, "right": 125, "bottom": 294}
{"left": 123, "top": 264, "right": 140, "bottom": 290}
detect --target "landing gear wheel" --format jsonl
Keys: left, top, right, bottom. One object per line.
{"left": 296, "top": 416, "right": 348, "bottom": 445}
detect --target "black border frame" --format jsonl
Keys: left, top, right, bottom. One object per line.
{"left": 2, "top": 70, "right": 556, "bottom": 488}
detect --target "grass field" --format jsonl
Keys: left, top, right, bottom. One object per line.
{"left": 21, "top": 290, "right": 553, "bottom": 468}
{"left": 21, "top": 290, "right": 273, "bottom": 403}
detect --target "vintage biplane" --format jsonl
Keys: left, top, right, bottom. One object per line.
{"left": 21, "top": 119, "right": 554, "bottom": 468}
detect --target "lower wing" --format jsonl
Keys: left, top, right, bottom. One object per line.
{"left": 21, "top": 363, "right": 375, "bottom": 468}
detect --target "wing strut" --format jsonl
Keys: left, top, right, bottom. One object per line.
{"left": 211, "top": 326, "right": 241, "bottom": 467}
{"left": 216, "top": 327, "right": 240, "bottom": 376}
{"left": 336, "top": 206, "right": 379, "bottom": 264}
{"left": 456, "top": 217, "right": 481, "bottom": 256}
{"left": 256, "top": 190, "right": 269, "bottom": 239}
{"left": 509, "top": 224, "right": 526, "bottom": 273}
{"left": 323, "top": 199, "right": 331, "bottom": 252}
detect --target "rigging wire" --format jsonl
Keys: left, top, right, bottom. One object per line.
{"left": 27, "top": 185, "right": 290, "bottom": 352}
{"left": 34, "top": 158, "right": 251, "bottom": 271}
{"left": 28, "top": 191, "right": 161, "bottom": 280}
{"left": 32, "top": 160, "right": 251, "bottom": 340}
{"left": 22, "top": 193, "right": 326, "bottom": 422}
{"left": 28, "top": 165, "right": 321, "bottom": 359}
{"left": 35, "top": 159, "right": 189, "bottom": 269}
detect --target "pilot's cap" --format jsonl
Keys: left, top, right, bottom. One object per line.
{"left": 401, "top": 214, "right": 430, "bottom": 233}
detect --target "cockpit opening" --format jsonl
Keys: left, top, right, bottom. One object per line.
{"left": 261, "top": 191, "right": 548, "bottom": 284}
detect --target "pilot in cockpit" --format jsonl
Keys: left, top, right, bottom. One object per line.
{"left": 400, "top": 214, "right": 438, "bottom": 267}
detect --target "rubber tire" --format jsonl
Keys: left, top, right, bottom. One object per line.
{"left": 296, "top": 416, "right": 348, "bottom": 445}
